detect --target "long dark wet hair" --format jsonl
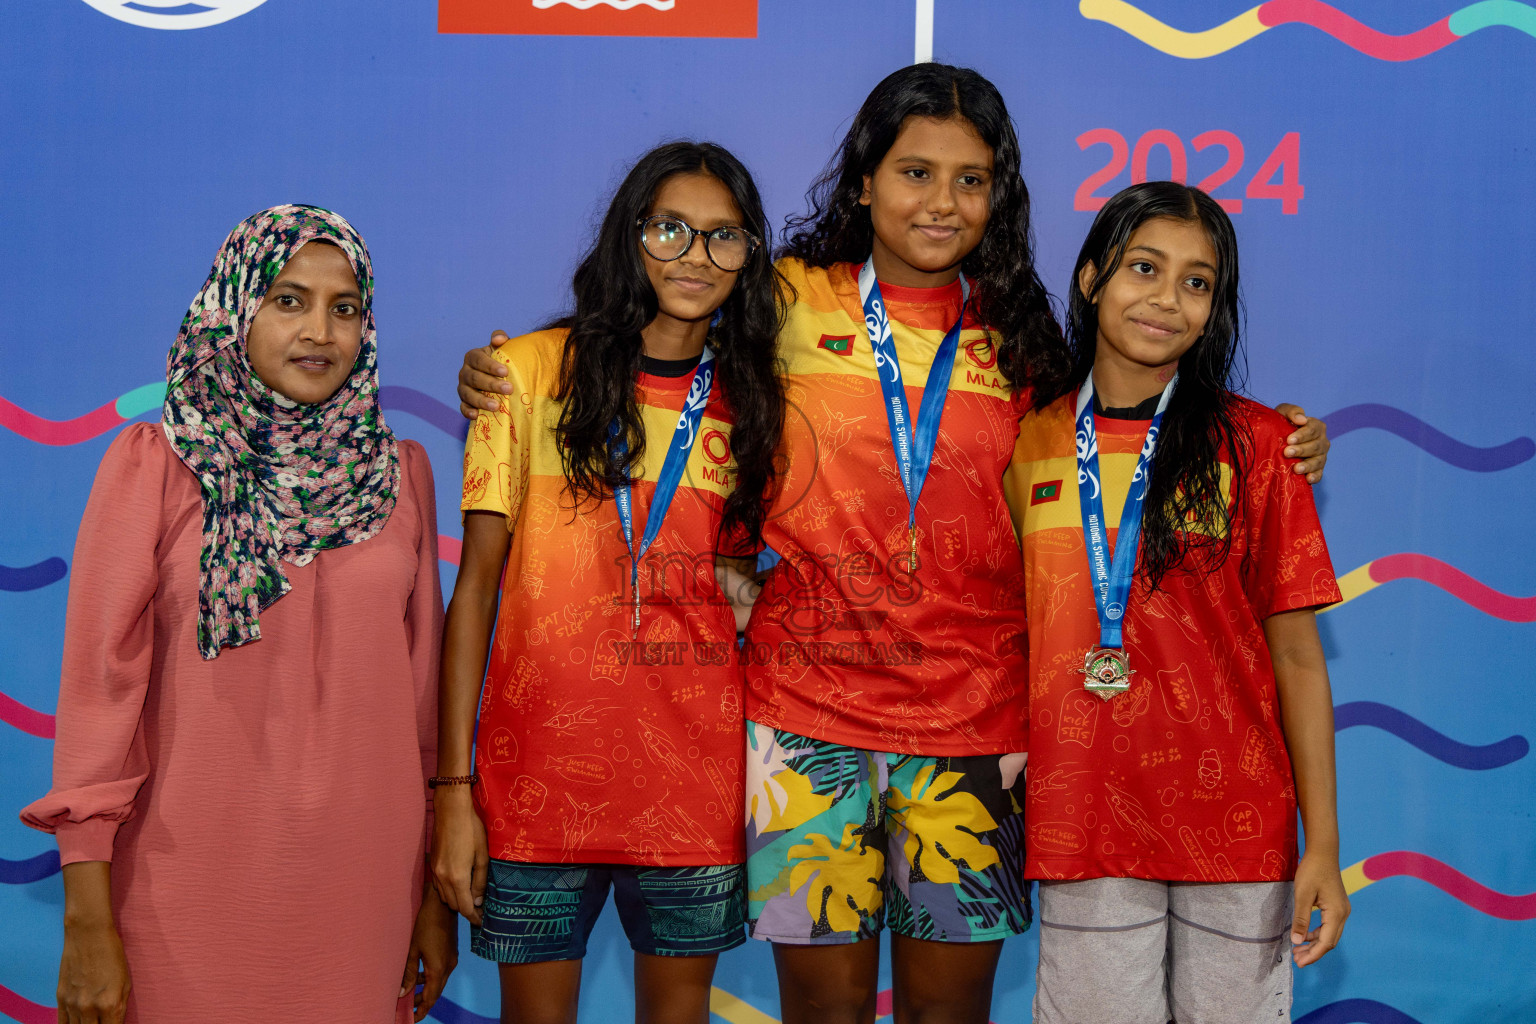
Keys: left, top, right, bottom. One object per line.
{"left": 781, "top": 62, "right": 1069, "bottom": 395}
{"left": 1049, "top": 181, "right": 1248, "bottom": 590}
{"left": 551, "top": 141, "right": 786, "bottom": 552}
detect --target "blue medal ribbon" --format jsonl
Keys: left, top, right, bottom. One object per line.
{"left": 857, "top": 259, "right": 971, "bottom": 561}
{"left": 609, "top": 346, "right": 717, "bottom": 635}
{"left": 1073, "top": 372, "right": 1177, "bottom": 649}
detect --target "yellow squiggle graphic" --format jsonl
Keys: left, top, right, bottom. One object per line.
{"left": 1326, "top": 562, "right": 1380, "bottom": 610}
{"left": 710, "top": 987, "right": 780, "bottom": 1024}
{"left": 1341, "top": 858, "right": 1373, "bottom": 895}
{"left": 1080, "top": 0, "right": 1268, "bottom": 58}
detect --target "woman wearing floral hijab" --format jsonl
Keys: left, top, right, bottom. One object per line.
{"left": 22, "top": 205, "right": 456, "bottom": 1024}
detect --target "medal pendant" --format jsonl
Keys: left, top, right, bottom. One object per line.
{"left": 1083, "top": 646, "right": 1134, "bottom": 701}
{"left": 631, "top": 588, "right": 642, "bottom": 640}
{"left": 908, "top": 525, "right": 919, "bottom": 571}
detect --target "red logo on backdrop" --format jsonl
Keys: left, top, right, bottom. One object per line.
{"left": 440, "top": 0, "right": 757, "bottom": 37}
{"left": 965, "top": 338, "right": 997, "bottom": 369}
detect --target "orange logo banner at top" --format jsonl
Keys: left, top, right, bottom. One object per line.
{"left": 439, "top": 0, "right": 757, "bottom": 37}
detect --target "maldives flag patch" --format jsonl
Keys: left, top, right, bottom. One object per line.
{"left": 1031, "top": 480, "right": 1062, "bottom": 505}
{"left": 817, "top": 334, "right": 855, "bottom": 355}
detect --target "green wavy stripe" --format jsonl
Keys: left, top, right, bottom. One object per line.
{"left": 1449, "top": 0, "right": 1536, "bottom": 37}
{"left": 114, "top": 381, "right": 167, "bottom": 419}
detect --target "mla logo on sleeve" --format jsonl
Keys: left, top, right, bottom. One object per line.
{"left": 440, "top": 0, "right": 756, "bottom": 37}
{"left": 80, "top": 0, "right": 269, "bottom": 29}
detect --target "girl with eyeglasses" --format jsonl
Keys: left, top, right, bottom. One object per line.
{"left": 431, "top": 141, "right": 785, "bottom": 1024}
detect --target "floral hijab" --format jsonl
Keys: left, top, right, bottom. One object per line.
{"left": 162, "top": 205, "right": 400, "bottom": 659}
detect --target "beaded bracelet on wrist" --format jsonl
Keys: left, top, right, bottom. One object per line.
{"left": 427, "top": 774, "right": 480, "bottom": 789}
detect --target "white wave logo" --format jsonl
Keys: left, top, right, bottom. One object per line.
{"left": 533, "top": 0, "right": 675, "bottom": 8}
{"left": 80, "top": 0, "right": 269, "bottom": 30}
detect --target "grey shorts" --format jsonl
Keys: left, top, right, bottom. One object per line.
{"left": 1034, "top": 877, "right": 1293, "bottom": 1024}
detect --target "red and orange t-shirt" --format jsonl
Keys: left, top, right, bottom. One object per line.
{"left": 743, "top": 258, "right": 1031, "bottom": 756}
{"left": 462, "top": 329, "right": 745, "bottom": 866}
{"left": 1005, "top": 393, "right": 1341, "bottom": 882}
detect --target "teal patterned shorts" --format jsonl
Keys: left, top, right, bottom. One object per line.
{"left": 472, "top": 860, "right": 747, "bottom": 963}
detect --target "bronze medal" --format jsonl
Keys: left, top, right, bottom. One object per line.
{"left": 1083, "top": 646, "right": 1134, "bottom": 700}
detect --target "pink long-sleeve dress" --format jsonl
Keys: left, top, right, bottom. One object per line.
{"left": 22, "top": 423, "right": 442, "bottom": 1024}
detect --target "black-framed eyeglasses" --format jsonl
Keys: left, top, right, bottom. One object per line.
{"left": 637, "top": 215, "right": 760, "bottom": 272}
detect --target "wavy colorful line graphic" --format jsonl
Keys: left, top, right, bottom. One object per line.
{"left": 430, "top": 990, "right": 1420, "bottom": 1024}
{"left": 11, "top": 387, "right": 1528, "bottom": 475}
{"left": 430, "top": 996, "right": 496, "bottom": 1024}
{"left": 379, "top": 385, "right": 469, "bottom": 440}
{"left": 713, "top": 988, "right": 782, "bottom": 1024}
{"left": 1335, "top": 701, "right": 1528, "bottom": 770}
{"left": 0, "top": 984, "right": 51, "bottom": 1024}
{"left": 1, "top": 657, "right": 1517, "bottom": 771}
{"left": 0, "top": 559, "right": 67, "bottom": 593}
{"left": 3, "top": 702, "right": 1508, "bottom": 886}
{"left": 432, "top": 988, "right": 992, "bottom": 1024}
{"left": 1343, "top": 851, "right": 1536, "bottom": 920}
{"left": 0, "top": 983, "right": 997, "bottom": 1024}
{"left": 1330, "top": 553, "right": 1536, "bottom": 621}
{"left": 1081, "top": 0, "right": 1536, "bottom": 60}
{"left": 0, "top": 383, "right": 467, "bottom": 445}
{"left": 0, "top": 533, "right": 459, "bottom": 739}
{"left": 0, "top": 851, "right": 60, "bottom": 886}
{"left": 0, "top": 383, "right": 164, "bottom": 446}
{"left": 0, "top": 986, "right": 1432, "bottom": 1024}
{"left": 1296, "top": 999, "right": 1426, "bottom": 1024}
{"left": 2, "top": 531, "right": 456, "bottom": 602}
{"left": 0, "top": 692, "right": 55, "bottom": 739}
{"left": 0, "top": 534, "right": 457, "bottom": 737}
{"left": 1324, "top": 403, "right": 1534, "bottom": 472}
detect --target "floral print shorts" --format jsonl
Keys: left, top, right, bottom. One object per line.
{"left": 744, "top": 720, "right": 1031, "bottom": 944}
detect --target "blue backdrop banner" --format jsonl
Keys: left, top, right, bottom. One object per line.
{"left": 2, "top": 2, "right": 1533, "bottom": 1021}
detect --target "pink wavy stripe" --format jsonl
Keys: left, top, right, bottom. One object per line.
{"left": 0, "top": 983, "right": 51, "bottom": 1024}
{"left": 1259, "top": 0, "right": 1457, "bottom": 60}
{"left": 0, "top": 692, "right": 55, "bottom": 739}
{"left": 1364, "top": 851, "right": 1536, "bottom": 920}
{"left": 873, "top": 989, "right": 996, "bottom": 1023}
{"left": 1, "top": 540, "right": 460, "bottom": 738}
{"left": 0, "top": 395, "right": 123, "bottom": 446}
{"left": 1369, "top": 553, "right": 1536, "bottom": 622}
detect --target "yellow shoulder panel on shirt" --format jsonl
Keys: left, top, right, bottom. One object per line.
{"left": 1010, "top": 453, "right": 1149, "bottom": 539}
{"left": 779, "top": 291, "right": 1010, "bottom": 400}
{"left": 1008, "top": 452, "right": 1235, "bottom": 544}
{"left": 489, "top": 327, "right": 565, "bottom": 398}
